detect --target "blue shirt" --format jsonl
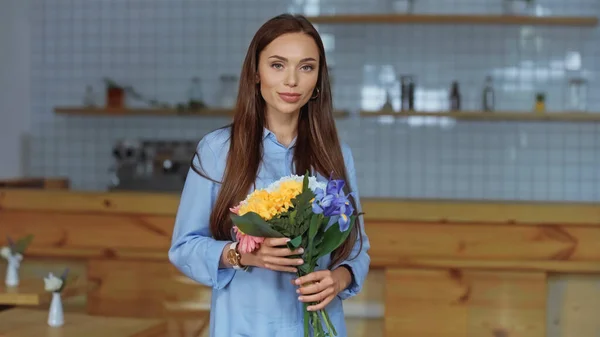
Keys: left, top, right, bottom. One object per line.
{"left": 168, "top": 126, "right": 371, "bottom": 337}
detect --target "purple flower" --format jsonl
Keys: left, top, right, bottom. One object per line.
{"left": 6, "top": 236, "right": 15, "bottom": 252}
{"left": 312, "top": 177, "right": 355, "bottom": 231}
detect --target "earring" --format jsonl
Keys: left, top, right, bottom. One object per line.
{"left": 311, "top": 88, "right": 320, "bottom": 100}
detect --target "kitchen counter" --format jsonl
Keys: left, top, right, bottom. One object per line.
{"left": 1, "top": 188, "right": 599, "bottom": 336}
{"left": 0, "top": 188, "right": 598, "bottom": 272}
{"left": 1, "top": 188, "right": 599, "bottom": 224}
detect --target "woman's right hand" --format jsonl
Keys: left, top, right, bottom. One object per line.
{"left": 240, "top": 238, "right": 304, "bottom": 273}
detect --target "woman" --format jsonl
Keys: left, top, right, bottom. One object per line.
{"left": 169, "top": 13, "right": 370, "bottom": 337}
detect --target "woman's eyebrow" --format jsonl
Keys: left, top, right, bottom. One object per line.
{"left": 268, "top": 55, "right": 317, "bottom": 62}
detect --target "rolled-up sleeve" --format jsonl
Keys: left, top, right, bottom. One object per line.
{"left": 336, "top": 145, "right": 371, "bottom": 301}
{"left": 168, "top": 137, "right": 235, "bottom": 289}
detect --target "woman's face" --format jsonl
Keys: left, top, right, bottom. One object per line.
{"left": 257, "top": 32, "right": 320, "bottom": 116}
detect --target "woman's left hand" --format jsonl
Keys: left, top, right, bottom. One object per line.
{"left": 292, "top": 268, "right": 352, "bottom": 311}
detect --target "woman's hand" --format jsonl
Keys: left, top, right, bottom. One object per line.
{"left": 240, "top": 237, "right": 304, "bottom": 273}
{"left": 293, "top": 267, "right": 352, "bottom": 311}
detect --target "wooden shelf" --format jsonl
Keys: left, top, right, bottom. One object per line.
{"left": 54, "top": 107, "right": 350, "bottom": 118}
{"left": 55, "top": 107, "right": 235, "bottom": 117}
{"left": 360, "top": 110, "right": 600, "bottom": 122}
{"left": 306, "top": 13, "right": 599, "bottom": 27}
{"left": 54, "top": 107, "right": 600, "bottom": 122}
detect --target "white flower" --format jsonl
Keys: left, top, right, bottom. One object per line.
{"left": 235, "top": 174, "right": 327, "bottom": 207}
{"left": 44, "top": 273, "right": 63, "bottom": 292}
{"left": 0, "top": 247, "right": 11, "bottom": 259}
{"left": 265, "top": 174, "right": 326, "bottom": 194}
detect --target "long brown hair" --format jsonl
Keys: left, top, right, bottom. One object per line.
{"left": 193, "top": 14, "right": 363, "bottom": 268}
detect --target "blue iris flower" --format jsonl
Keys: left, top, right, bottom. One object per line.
{"left": 312, "top": 177, "right": 354, "bottom": 231}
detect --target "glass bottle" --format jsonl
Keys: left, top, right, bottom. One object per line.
{"left": 83, "top": 85, "right": 96, "bottom": 107}
{"left": 187, "top": 77, "right": 204, "bottom": 111}
{"left": 449, "top": 81, "right": 461, "bottom": 111}
{"left": 566, "top": 77, "right": 587, "bottom": 112}
{"left": 400, "top": 75, "right": 415, "bottom": 112}
{"left": 217, "top": 75, "right": 239, "bottom": 109}
{"left": 482, "top": 76, "right": 495, "bottom": 112}
{"left": 389, "top": 0, "right": 416, "bottom": 13}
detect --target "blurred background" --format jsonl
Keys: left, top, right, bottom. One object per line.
{"left": 2, "top": 0, "right": 598, "bottom": 200}
{"left": 1, "top": 1, "right": 599, "bottom": 337}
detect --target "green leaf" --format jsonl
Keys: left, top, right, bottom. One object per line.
{"left": 14, "top": 234, "right": 34, "bottom": 254}
{"left": 270, "top": 216, "right": 291, "bottom": 237}
{"left": 283, "top": 173, "right": 317, "bottom": 238}
{"left": 314, "top": 216, "right": 355, "bottom": 260}
{"left": 308, "top": 213, "right": 321, "bottom": 242}
{"left": 286, "top": 235, "right": 302, "bottom": 250}
{"left": 297, "top": 263, "right": 311, "bottom": 275}
{"left": 306, "top": 213, "right": 322, "bottom": 259}
{"left": 230, "top": 212, "right": 284, "bottom": 237}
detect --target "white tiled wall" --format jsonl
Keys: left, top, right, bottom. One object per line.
{"left": 28, "top": 0, "right": 600, "bottom": 202}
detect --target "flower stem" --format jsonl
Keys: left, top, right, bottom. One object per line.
{"left": 303, "top": 303, "right": 310, "bottom": 337}
{"left": 320, "top": 309, "right": 337, "bottom": 336}
{"left": 311, "top": 310, "right": 326, "bottom": 337}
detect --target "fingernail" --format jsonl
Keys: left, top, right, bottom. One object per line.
{"left": 296, "top": 289, "right": 300, "bottom": 294}
{"left": 295, "top": 279, "right": 300, "bottom": 285}
{"left": 298, "top": 296, "right": 302, "bottom": 301}
{"left": 297, "top": 260, "right": 303, "bottom": 265}
{"left": 286, "top": 238, "right": 291, "bottom": 242}
{"left": 298, "top": 248, "right": 304, "bottom": 253}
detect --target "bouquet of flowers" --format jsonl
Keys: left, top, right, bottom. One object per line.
{"left": 230, "top": 172, "right": 361, "bottom": 337}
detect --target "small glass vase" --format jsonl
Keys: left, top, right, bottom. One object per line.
{"left": 48, "top": 292, "right": 64, "bottom": 327}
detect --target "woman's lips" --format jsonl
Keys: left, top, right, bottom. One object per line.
{"left": 278, "top": 92, "right": 302, "bottom": 103}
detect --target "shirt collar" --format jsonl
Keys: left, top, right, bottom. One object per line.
{"left": 263, "top": 127, "right": 297, "bottom": 150}
{"left": 263, "top": 127, "right": 274, "bottom": 140}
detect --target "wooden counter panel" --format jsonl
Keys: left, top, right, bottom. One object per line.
{"left": 369, "top": 221, "right": 600, "bottom": 262}
{"left": 364, "top": 198, "right": 600, "bottom": 224}
{"left": 0, "top": 210, "right": 173, "bottom": 251}
{"left": 3, "top": 211, "right": 600, "bottom": 273}
{"left": 0, "top": 189, "right": 180, "bottom": 216}
{"left": 553, "top": 274, "right": 600, "bottom": 336}
{"left": 0, "top": 177, "right": 69, "bottom": 189}
{"left": 2, "top": 189, "right": 600, "bottom": 224}
{"left": 385, "top": 268, "right": 546, "bottom": 337}
{"left": 370, "top": 258, "right": 600, "bottom": 273}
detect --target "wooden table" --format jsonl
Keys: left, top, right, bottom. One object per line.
{"left": 0, "top": 308, "right": 166, "bottom": 337}
{"left": 0, "top": 278, "right": 97, "bottom": 306}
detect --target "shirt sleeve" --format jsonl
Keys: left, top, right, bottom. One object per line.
{"left": 168, "top": 136, "right": 236, "bottom": 289}
{"left": 335, "top": 145, "right": 371, "bottom": 301}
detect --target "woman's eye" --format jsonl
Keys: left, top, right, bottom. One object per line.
{"left": 301, "top": 65, "right": 314, "bottom": 71}
{"left": 271, "top": 63, "right": 284, "bottom": 70}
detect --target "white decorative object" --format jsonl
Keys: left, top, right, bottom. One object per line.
{"left": 2, "top": 234, "right": 34, "bottom": 287}
{"left": 4, "top": 253, "right": 23, "bottom": 287}
{"left": 47, "top": 292, "right": 64, "bottom": 327}
{"left": 43, "top": 268, "right": 71, "bottom": 327}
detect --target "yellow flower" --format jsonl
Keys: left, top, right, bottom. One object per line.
{"left": 237, "top": 179, "right": 303, "bottom": 220}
